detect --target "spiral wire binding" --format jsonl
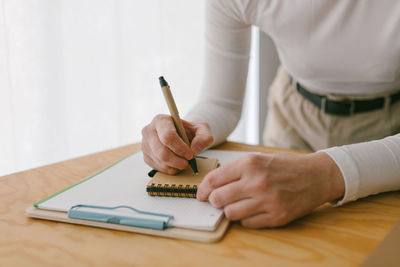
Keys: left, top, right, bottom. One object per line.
{"left": 146, "top": 183, "right": 198, "bottom": 198}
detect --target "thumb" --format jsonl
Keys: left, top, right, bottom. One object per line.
{"left": 190, "top": 122, "right": 214, "bottom": 155}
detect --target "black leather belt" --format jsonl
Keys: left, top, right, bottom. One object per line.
{"left": 294, "top": 81, "right": 400, "bottom": 116}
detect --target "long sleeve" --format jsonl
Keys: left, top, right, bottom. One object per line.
{"left": 186, "top": 0, "right": 400, "bottom": 205}
{"left": 322, "top": 134, "right": 400, "bottom": 205}
{"left": 184, "top": 0, "right": 251, "bottom": 146}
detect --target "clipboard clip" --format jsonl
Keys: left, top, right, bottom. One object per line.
{"left": 68, "top": 204, "right": 174, "bottom": 230}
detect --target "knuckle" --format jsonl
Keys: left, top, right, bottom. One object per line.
{"left": 204, "top": 134, "right": 214, "bottom": 146}
{"left": 159, "top": 131, "right": 175, "bottom": 146}
{"left": 254, "top": 177, "right": 269, "bottom": 192}
{"left": 201, "top": 177, "right": 212, "bottom": 190}
{"left": 175, "top": 146, "right": 189, "bottom": 158}
{"left": 272, "top": 210, "right": 290, "bottom": 227}
{"left": 154, "top": 114, "right": 167, "bottom": 121}
{"left": 158, "top": 149, "right": 171, "bottom": 162}
{"left": 207, "top": 175, "right": 219, "bottom": 188}
{"left": 165, "top": 167, "right": 179, "bottom": 175}
{"left": 224, "top": 206, "right": 236, "bottom": 220}
{"left": 158, "top": 162, "right": 173, "bottom": 173}
{"left": 141, "top": 139, "right": 150, "bottom": 152}
{"left": 142, "top": 155, "right": 153, "bottom": 167}
{"left": 198, "top": 121, "right": 210, "bottom": 129}
{"left": 141, "top": 125, "right": 150, "bottom": 137}
{"left": 242, "top": 154, "right": 260, "bottom": 167}
{"left": 198, "top": 122, "right": 213, "bottom": 137}
{"left": 209, "top": 191, "right": 223, "bottom": 208}
{"left": 174, "top": 160, "right": 188, "bottom": 170}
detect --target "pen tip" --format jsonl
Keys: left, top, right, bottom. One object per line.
{"left": 159, "top": 76, "right": 168, "bottom": 87}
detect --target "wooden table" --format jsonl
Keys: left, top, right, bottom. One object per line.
{"left": 1, "top": 142, "right": 399, "bottom": 266}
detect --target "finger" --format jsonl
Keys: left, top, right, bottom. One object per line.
{"left": 143, "top": 130, "right": 188, "bottom": 170}
{"left": 240, "top": 211, "right": 293, "bottom": 229}
{"left": 197, "top": 159, "right": 244, "bottom": 201}
{"left": 155, "top": 116, "right": 193, "bottom": 160}
{"left": 224, "top": 198, "right": 264, "bottom": 221}
{"left": 240, "top": 213, "right": 274, "bottom": 229}
{"left": 190, "top": 123, "right": 213, "bottom": 155}
{"left": 181, "top": 120, "right": 196, "bottom": 141}
{"left": 142, "top": 151, "right": 180, "bottom": 175}
{"left": 208, "top": 180, "right": 248, "bottom": 208}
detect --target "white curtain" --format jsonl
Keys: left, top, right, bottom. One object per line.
{"left": 0, "top": 0, "right": 205, "bottom": 176}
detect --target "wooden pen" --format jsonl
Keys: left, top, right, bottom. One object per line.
{"left": 159, "top": 76, "right": 198, "bottom": 175}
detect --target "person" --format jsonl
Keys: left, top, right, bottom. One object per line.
{"left": 141, "top": 0, "right": 400, "bottom": 228}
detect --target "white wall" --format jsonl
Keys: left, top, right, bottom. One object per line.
{"left": 0, "top": 0, "right": 204, "bottom": 176}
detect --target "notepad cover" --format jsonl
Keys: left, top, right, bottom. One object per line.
{"left": 146, "top": 158, "right": 219, "bottom": 198}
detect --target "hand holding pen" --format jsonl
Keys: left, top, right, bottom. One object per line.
{"left": 141, "top": 77, "right": 214, "bottom": 175}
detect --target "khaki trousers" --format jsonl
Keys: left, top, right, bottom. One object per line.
{"left": 263, "top": 66, "right": 400, "bottom": 152}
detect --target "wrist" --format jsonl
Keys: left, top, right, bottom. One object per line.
{"left": 308, "top": 151, "right": 345, "bottom": 203}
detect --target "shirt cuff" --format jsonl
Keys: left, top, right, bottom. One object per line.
{"left": 320, "top": 147, "right": 361, "bottom": 206}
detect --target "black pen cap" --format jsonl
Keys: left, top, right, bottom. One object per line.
{"left": 159, "top": 76, "right": 168, "bottom": 87}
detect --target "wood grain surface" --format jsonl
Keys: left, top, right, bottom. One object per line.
{"left": 1, "top": 142, "right": 399, "bottom": 266}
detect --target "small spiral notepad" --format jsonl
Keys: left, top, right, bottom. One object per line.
{"left": 146, "top": 158, "right": 219, "bottom": 198}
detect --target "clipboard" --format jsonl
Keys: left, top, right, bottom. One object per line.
{"left": 26, "top": 206, "right": 230, "bottom": 243}
{"left": 25, "top": 150, "right": 251, "bottom": 243}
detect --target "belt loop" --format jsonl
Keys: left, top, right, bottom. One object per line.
{"left": 321, "top": 97, "right": 327, "bottom": 113}
{"left": 288, "top": 74, "right": 298, "bottom": 88}
{"left": 384, "top": 95, "right": 391, "bottom": 111}
{"left": 350, "top": 100, "right": 355, "bottom": 115}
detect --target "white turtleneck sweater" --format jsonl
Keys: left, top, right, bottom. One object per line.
{"left": 185, "top": 0, "right": 400, "bottom": 205}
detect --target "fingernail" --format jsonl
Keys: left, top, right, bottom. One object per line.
{"left": 196, "top": 189, "right": 204, "bottom": 200}
{"left": 186, "top": 151, "right": 194, "bottom": 160}
{"left": 192, "top": 146, "right": 201, "bottom": 155}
